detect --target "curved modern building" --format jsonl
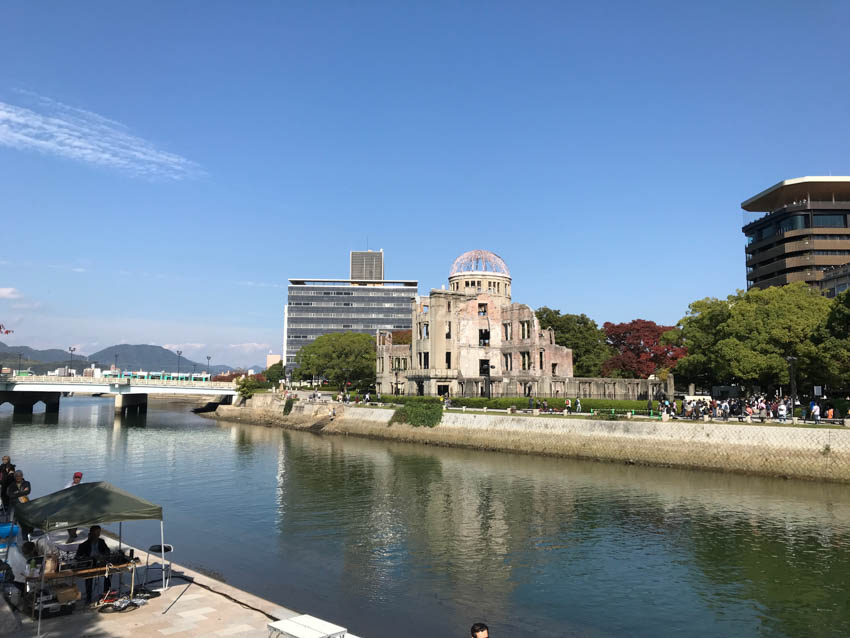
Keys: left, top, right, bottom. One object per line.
{"left": 742, "top": 177, "right": 850, "bottom": 289}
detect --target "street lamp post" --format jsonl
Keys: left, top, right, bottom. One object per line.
{"left": 176, "top": 350, "right": 183, "bottom": 379}
{"left": 485, "top": 363, "right": 495, "bottom": 399}
{"left": 206, "top": 356, "right": 211, "bottom": 380}
{"left": 68, "top": 346, "right": 76, "bottom": 376}
{"left": 17, "top": 353, "right": 22, "bottom": 373}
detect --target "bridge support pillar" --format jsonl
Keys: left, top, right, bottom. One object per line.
{"left": 114, "top": 393, "right": 148, "bottom": 416}
{"left": 0, "top": 391, "right": 61, "bottom": 415}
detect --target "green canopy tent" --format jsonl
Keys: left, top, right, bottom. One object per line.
{"left": 15, "top": 481, "right": 163, "bottom": 531}
{"left": 15, "top": 482, "right": 166, "bottom": 636}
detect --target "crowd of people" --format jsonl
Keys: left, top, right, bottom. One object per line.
{"left": 672, "top": 396, "right": 848, "bottom": 423}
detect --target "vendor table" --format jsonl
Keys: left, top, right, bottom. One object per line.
{"left": 24, "top": 558, "right": 140, "bottom": 618}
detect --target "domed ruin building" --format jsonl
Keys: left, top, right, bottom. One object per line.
{"left": 376, "top": 250, "right": 574, "bottom": 397}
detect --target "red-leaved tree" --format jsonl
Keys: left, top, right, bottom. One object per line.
{"left": 601, "top": 319, "right": 686, "bottom": 378}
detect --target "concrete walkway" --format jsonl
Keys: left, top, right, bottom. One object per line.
{"left": 11, "top": 559, "right": 298, "bottom": 637}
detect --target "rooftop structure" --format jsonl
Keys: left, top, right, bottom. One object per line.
{"left": 741, "top": 177, "right": 850, "bottom": 289}
{"left": 449, "top": 249, "right": 510, "bottom": 276}
{"left": 350, "top": 249, "right": 384, "bottom": 280}
{"left": 447, "top": 249, "right": 512, "bottom": 300}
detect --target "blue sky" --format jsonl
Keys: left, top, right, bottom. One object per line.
{"left": 3, "top": 2, "right": 850, "bottom": 367}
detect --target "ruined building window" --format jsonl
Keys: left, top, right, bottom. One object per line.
{"left": 423, "top": 323, "right": 429, "bottom": 339}
{"left": 503, "top": 352, "right": 512, "bottom": 371}
{"left": 503, "top": 322, "right": 512, "bottom": 341}
{"left": 445, "top": 352, "right": 451, "bottom": 368}
{"left": 552, "top": 363, "right": 558, "bottom": 375}
{"left": 521, "top": 351, "right": 530, "bottom": 370}
{"left": 478, "top": 303, "right": 488, "bottom": 317}
{"left": 446, "top": 321, "right": 451, "bottom": 339}
{"left": 447, "top": 301, "right": 451, "bottom": 311}
{"left": 423, "top": 304, "right": 429, "bottom": 314}
{"left": 520, "top": 321, "right": 530, "bottom": 339}
{"left": 539, "top": 351, "right": 544, "bottom": 370}
{"left": 423, "top": 352, "right": 429, "bottom": 369}
{"left": 402, "top": 358, "right": 408, "bottom": 370}
{"left": 418, "top": 323, "right": 422, "bottom": 339}
{"left": 418, "top": 353, "right": 422, "bottom": 368}
{"left": 479, "top": 329, "right": 490, "bottom": 346}
{"left": 479, "top": 359, "right": 491, "bottom": 376}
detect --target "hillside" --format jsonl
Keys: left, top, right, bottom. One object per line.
{"left": 89, "top": 344, "right": 231, "bottom": 373}
{"left": 0, "top": 341, "right": 72, "bottom": 364}
{"left": 1, "top": 341, "right": 243, "bottom": 373}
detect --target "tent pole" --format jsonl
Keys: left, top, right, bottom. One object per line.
{"left": 160, "top": 520, "right": 165, "bottom": 591}
{"left": 37, "top": 544, "right": 46, "bottom": 638}
{"left": 118, "top": 522, "right": 123, "bottom": 593}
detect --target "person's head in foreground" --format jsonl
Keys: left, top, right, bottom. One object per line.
{"left": 470, "top": 622, "right": 489, "bottom": 638}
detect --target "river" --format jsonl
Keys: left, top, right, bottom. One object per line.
{"left": 1, "top": 397, "right": 849, "bottom": 637}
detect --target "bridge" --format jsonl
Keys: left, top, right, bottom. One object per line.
{"left": 0, "top": 376, "right": 237, "bottom": 416}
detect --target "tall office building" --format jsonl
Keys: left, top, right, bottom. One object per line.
{"left": 283, "top": 251, "right": 417, "bottom": 371}
{"left": 742, "top": 177, "right": 850, "bottom": 289}
{"left": 350, "top": 250, "right": 384, "bottom": 280}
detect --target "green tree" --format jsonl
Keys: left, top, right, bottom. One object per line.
{"left": 672, "top": 283, "right": 831, "bottom": 391}
{"left": 295, "top": 332, "right": 376, "bottom": 390}
{"left": 264, "top": 361, "right": 285, "bottom": 385}
{"left": 236, "top": 376, "right": 263, "bottom": 400}
{"left": 536, "top": 307, "right": 611, "bottom": 377}
{"left": 812, "top": 289, "right": 850, "bottom": 387}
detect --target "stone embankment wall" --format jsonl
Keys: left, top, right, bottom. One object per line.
{"left": 212, "top": 397, "right": 850, "bottom": 482}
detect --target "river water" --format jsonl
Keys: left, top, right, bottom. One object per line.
{"left": 1, "top": 397, "right": 849, "bottom": 637}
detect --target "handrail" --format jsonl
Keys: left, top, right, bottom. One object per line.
{"left": 5, "top": 375, "right": 236, "bottom": 389}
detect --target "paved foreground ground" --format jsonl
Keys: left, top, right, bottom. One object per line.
{"left": 11, "top": 560, "right": 297, "bottom": 638}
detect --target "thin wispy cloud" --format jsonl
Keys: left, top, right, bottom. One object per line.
{"left": 0, "top": 91, "right": 202, "bottom": 180}
{"left": 0, "top": 288, "right": 22, "bottom": 299}
{"left": 228, "top": 342, "right": 270, "bottom": 352}
{"left": 163, "top": 342, "right": 206, "bottom": 351}
{"left": 237, "top": 280, "right": 285, "bottom": 289}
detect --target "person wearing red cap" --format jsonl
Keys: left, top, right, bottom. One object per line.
{"left": 64, "top": 472, "right": 83, "bottom": 541}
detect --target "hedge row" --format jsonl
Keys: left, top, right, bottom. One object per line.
{"left": 389, "top": 402, "right": 443, "bottom": 427}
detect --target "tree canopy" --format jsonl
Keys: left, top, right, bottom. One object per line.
{"left": 295, "top": 332, "right": 376, "bottom": 389}
{"left": 601, "top": 319, "right": 686, "bottom": 378}
{"left": 263, "top": 361, "right": 285, "bottom": 385}
{"left": 672, "top": 283, "right": 831, "bottom": 391}
{"left": 535, "top": 307, "right": 611, "bottom": 377}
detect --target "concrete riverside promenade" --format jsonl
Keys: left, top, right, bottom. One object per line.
{"left": 0, "top": 375, "right": 237, "bottom": 416}
{"left": 5, "top": 545, "right": 315, "bottom": 638}
{"left": 215, "top": 396, "right": 850, "bottom": 483}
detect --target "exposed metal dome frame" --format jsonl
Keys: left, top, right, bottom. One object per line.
{"left": 449, "top": 250, "right": 510, "bottom": 277}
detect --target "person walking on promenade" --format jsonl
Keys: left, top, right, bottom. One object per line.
{"left": 777, "top": 401, "right": 787, "bottom": 423}
{"left": 470, "top": 622, "right": 489, "bottom": 638}
{"left": 575, "top": 398, "right": 582, "bottom": 413}
{"left": 565, "top": 397, "right": 571, "bottom": 414}
{"left": 64, "top": 471, "right": 83, "bottom": 540}
{"left": 6, "top": 470, "right": 30, "bottom": 505}
{"left": 0, "top": 456, "right": 15, "bottom": 520}
{"left": 7, "top": 470, "right": 31, "bottom": 536}
{"left": 812, "top": 402, "right": 821, "bottom": 424}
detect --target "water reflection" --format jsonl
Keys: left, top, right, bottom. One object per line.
{"left": 1, "top": 399, "right": 849, "bottom": 637}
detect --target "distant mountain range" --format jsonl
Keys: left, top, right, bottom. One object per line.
{"left": 0, "top": 342, "right": 262, "bottom": 374}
